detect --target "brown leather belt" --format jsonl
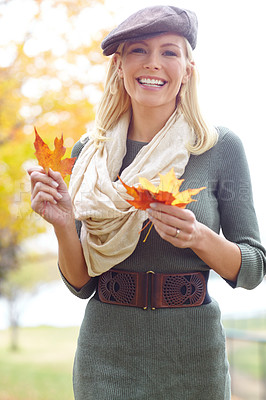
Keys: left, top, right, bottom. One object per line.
{"left": 97, "top": 269, "right": 211, "bottom": 310}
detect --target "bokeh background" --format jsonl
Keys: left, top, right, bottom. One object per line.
{"left": 0, "top": 0, "right": 266, "bottom": 399}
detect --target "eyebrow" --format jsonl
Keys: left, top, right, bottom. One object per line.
{"left": 161, "top": 43, "right": 182, "bottom": 49}
{"left": 127, "top": 40, "right": 182, "bottom": 50}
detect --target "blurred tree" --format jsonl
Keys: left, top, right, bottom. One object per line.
{"left": 1, "top": 250, "right": 59, "bottom": 350}
{"left": 0, "top": 0, "right": 112, "bottom": 291}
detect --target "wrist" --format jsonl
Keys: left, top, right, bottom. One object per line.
{"left": 53, "top": 214, "right": 76, "bottom": 237}
{"left": 190, "top": 222, "right": 207, "bottom": 253}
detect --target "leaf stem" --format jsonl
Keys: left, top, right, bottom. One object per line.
{"left": 143, "top": 222, "right": 154, "bottom": 243}
{"left": 138, "top": 219, "right": 154, "bottom": 243}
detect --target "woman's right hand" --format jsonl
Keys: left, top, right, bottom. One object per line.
{"left": 28, "top": 166, "right": 74, "bottom": 229}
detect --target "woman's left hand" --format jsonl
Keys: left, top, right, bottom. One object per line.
{"left": 147, "top": 202, "right": 202, "bottom": 249}
{"left": 148, "top": 202, "right": 241, "bottom": 282}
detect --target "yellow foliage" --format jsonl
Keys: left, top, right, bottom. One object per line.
{"left": 0, "top": 0, "right": 111, "bottom": 261}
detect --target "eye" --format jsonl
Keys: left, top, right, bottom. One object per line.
{"left": 131, "top": 47, "right": 146, "bottom": 54}
{"left": 163, "top": 50, "right": 178, "bottom": 57}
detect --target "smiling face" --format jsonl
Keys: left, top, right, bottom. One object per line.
{"left": 116, "top": 33, "right": 192, "bottom": 116}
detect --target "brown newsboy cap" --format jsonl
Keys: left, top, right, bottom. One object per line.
{"left": 101, "top": 5, "right": 198, "bottom": 56}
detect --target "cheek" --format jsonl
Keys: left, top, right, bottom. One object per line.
{"left": 121, "top": 68, "right": 136, "bottom": 95}
{"left": 171, "top": 73, "right": 183, "bottom": 94}
{"left": 170, "top": 64, "right": 187, "bottom": 90}
{"left": 122, "top": 76, "right": 133, "bottom": 96}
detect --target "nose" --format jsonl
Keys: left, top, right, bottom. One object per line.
{"left": 143, "top": 52, "right": 161, "bottom": 70}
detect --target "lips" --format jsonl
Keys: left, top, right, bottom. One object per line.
{"left": 137, "top": 77, "right": 167, "bottom": 87}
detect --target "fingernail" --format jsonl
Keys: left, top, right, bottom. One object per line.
{"left": 57, "top": 193, "right": 63, "bottom": 199}
{"left": 150, "top": 203, "right": 157, "bottom": 209}
{"left": 51, "top": 181, "right": 59, "bottom": 188}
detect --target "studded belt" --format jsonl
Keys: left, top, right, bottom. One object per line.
{"left": 97, "top": 269, "right": 211, "bottom": 310}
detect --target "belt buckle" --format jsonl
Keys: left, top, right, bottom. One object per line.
{"left": 143, "top": 270, "right": 156, "bottom": 311}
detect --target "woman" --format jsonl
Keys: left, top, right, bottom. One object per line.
{"left": 28, "top": 5, "right": 266, "bottom": 400}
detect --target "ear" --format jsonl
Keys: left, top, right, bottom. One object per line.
{"left": 182, "top": 61, "right": 194, "bottom": 84}
{"left": 113, "top": 53, "right": 123, "bottom": 78}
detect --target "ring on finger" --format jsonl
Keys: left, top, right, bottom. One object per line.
{"left": 174, "top": 228, "right": 180, "bottom": 238}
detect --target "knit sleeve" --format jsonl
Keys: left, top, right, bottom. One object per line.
{"left": 59, "top": 266, "right": 98, "bottom": 299}
{"left": 216, "top": 128, "right": 266, "bottom": 289}
{"left": 58, "top": 138, "right": 98, "bottom": 299}
{"left": 71, "top": 140, "right": 86, "bottom": 237}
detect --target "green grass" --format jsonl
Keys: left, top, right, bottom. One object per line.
{"left": 223, "top": 316, "right": 266, "bottom": 331}
{"left": 0, "top": 318, "right": 265, "bottom": 399}
{"left": 227, "top": 341, "right": 264, "bottom": 379}
{"left": 0, "top": 326, "right": 79, "bottom": 400}
{"left": 223, "top": 316, "right": 266, "bottom": 381}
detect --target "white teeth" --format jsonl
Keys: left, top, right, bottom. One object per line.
{"left": 138, "top": 78, "right": 165, "bottom": 87}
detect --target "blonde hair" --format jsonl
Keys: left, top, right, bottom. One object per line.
{"left": 91, "top": 43, "right": 130, "bottom": 147}
{"left": 92, "top": 39, "right": 218, "bottom": 155}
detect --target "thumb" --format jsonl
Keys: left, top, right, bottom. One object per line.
{"left": 48, "top": 168, "right": 66, "bottom": 187}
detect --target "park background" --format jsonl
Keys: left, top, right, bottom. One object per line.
{"left": 0, "top": 0, "right": 266, "bottom": 399}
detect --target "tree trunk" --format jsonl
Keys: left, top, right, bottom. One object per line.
{"left": 8, "top": 295, "right": 20, "bottom": 351}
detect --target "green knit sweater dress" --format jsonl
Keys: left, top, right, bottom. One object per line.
{"left": 60, "top": 127, "right": 266, "bottom": 400}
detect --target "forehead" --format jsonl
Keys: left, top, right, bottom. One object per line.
{"left": 125, "top": 33, "right": 186, "bottom": 48}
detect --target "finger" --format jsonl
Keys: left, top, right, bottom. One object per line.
{"left": 150, "top": 202, "right": 190, "bottom": 218}
{"left": 149, "top": 203, "right": 195, "bottom": 224}
{"left": 28, "top": 167, "right": 46, "bottom": 192}
{"left": 48, "top": 168, "right": 66, "bottom": 189}
{"left": 32, "top": 181, "right": 63, "bottom": 202}
{"left": 147, "top": 207, "right": 187, "bottom": 237}
{"left": 148, "top": 208, "right": 180, "bottom": 228}
{"left": 30, "top": 171, "right": 59, "bottom": 193}
{"left": 48, "top": 169, "right": 70, "bottom": 198}
{"left": 150, "top": 215, "right": 181, "bottom": 239}
{"left": 151, "top": 219, "right": 189, "bottom": 248}
{"left": 27, "top": 166, "right": 45, "bottom": 176}
{"left": 31, "top": 191, "right": 58, "bottom": 215}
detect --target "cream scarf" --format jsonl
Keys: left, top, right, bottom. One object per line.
{"left": 69, "top": 109, "right": 193, "bottom": 277}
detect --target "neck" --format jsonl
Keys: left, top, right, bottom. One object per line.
{"left": 128, "top": 104, "right": 177, "bottom": 142}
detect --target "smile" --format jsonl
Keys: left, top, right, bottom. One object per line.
{"left": 137, "top": 77, "right": 166, "bottom": 87}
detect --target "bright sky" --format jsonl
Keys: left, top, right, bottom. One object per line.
{"left": 1, "top": 0, "right": 266, "bottom": 329}
{"left": 96, "top": 0, "right": 266, "bottom": 243}
{"left": 1, "top": 0, "right": 266, "bottom": 239}
{"left": 143, "top": 1, "right": 265, "bottom": 242}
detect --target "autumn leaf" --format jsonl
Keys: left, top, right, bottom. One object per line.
{"left": 119, "top": 168, "right": 206, "bottom": 210}
{"left": 34, "top": 127, "right": 76, "bottom": 179}
{"left": 119, "top": 169, "right": 206, "bottom": 242}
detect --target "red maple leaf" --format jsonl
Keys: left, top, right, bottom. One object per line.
{"left": 119, "top": 169, "right": 205, "bottom": 210}
{"left": 119, "top": 169, "right": 206, "bottom": 242}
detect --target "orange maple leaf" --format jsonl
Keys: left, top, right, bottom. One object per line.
{"left": 119, "top": 168, "right": 206, "bottom": 210}
{"left": 119, "top": 169, "right": 206, "bottom": 241}
{"left": 34, "top": 127, "right": 76, "bottom": 179}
